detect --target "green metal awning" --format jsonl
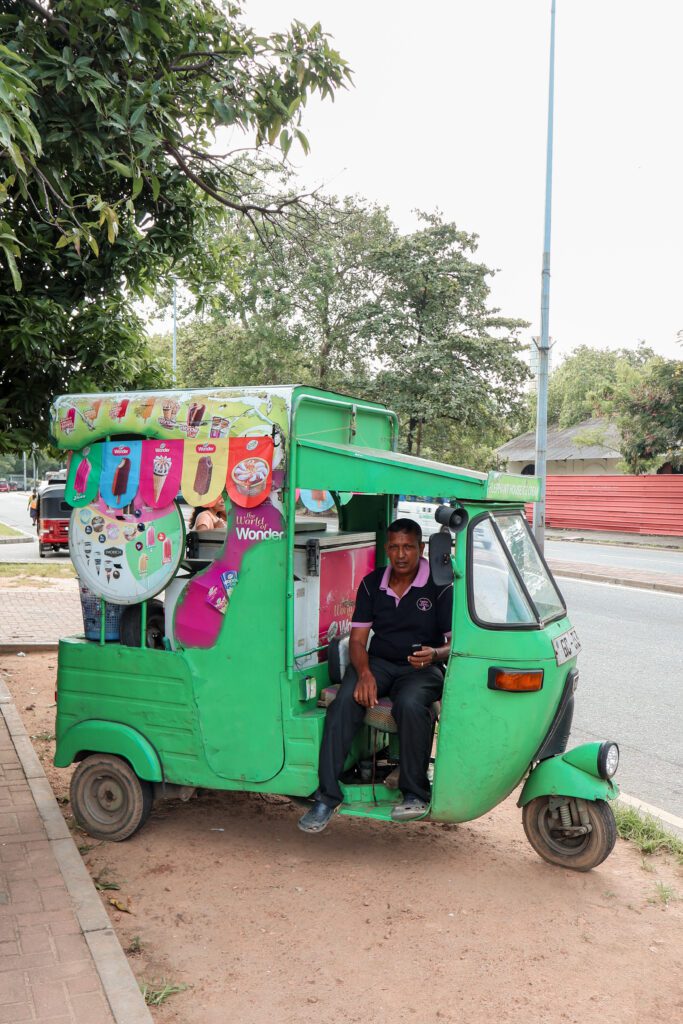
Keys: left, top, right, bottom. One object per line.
{"left": 295, "top": 440, "right": 541, "bottom": 504}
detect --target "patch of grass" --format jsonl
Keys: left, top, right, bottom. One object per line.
{"left": 126, "top": 935, "right": 143, "bottom": 955}
{"left": 30, "top": 731, "right": 56, "bottom": 742}
{"left": 139, "top": 980, "right": 189, "bottom": 1006}
{"left": 0, "top": 521, "right": 22, "bottom": 537}
{"left": 614, "top": 803, "right": 683, "bottom": 862}
{"left": 0, "top": 562, "right": 76, "bottom": 579}
{"left": 648, "top": 882, "right": 677, "bottom": 907}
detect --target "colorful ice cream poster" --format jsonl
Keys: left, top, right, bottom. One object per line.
{"left": 139, "top": 439, "right": 184, "bottom": 508}
{"left": 69, "top": 498, "right": 183, "bottom": 605}
{"left": 64, "top": 444, "right": 103, "bottom": 507}
{"left": 173, "top": 502, "right": 283, "bottom": 649}
{"left": 226, "top": 436, "right": 274, "bottom": 509}
{"left": 99, "top": 441, "right": 142, "bottom": 510}
{"left": 180, "top": 439, "right": 229, "bottom": 507}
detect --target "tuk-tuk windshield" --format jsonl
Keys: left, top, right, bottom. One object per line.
{"left": 470, "top": 512, "right": 565, "bottom": 628}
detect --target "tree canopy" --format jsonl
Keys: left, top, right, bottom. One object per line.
{"left": 0, "top": 0, "right": 350, "bottom": 451}
{"left": 154, "top": 201, "right": 530, "bottom": 469}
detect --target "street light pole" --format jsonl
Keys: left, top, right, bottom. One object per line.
{"left": 172, "top": 278, "right": 177, "bottom": 384}
{"left": 533, "top": 0, "right": 557, "bottom": 552}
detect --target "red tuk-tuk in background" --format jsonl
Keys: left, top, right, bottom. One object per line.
{"left": 37, "top": 483, "right": 70, "bottom": 556}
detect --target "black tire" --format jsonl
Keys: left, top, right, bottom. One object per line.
{"left": 119, "top": 599, "right": 165, "bottom": 649}
{"left": 70, "top": 754, "right": 153, "bottom": 842}
{"left": 522, "top": 797, "right": 617, "bottom": 872}
{"left": 38, "top": 543, "right": 45, "bottom": 558}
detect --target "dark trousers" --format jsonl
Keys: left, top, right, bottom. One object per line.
{"left": 316, "top": 657, "right": 443, "bottom": 808}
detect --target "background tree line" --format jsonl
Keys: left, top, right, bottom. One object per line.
{"left": 518, "top": 343, "right": 683, "bottom": 473}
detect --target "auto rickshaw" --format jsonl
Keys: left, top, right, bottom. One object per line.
{"left": 49, "top": 385, "right": 620, "bottom": 871}
{"left": 36, "top": 483, "right": 70, "bottom": 556}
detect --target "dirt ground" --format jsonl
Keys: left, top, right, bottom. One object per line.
{"left": 2, "top": 652, "right": 682, "bottom": 1024}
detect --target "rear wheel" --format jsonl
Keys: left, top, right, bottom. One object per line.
{"left": 70, "top": 754, "right": 153, "bottom": 842}
{"left": 38, "top": 543, "right": 45, "bottom": 558}
{"left": 522, "top": 796, "right": 617, "bottom": 872}
{"left": 119, "top": 599, "right": 165, "bottom": 649}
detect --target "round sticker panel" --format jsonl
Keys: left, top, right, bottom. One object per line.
{"left": 70, "top": 499, "right": 184, "bottom": 606}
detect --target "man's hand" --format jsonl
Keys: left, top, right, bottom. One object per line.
{"left": 407, "top": 646, "right": 435, "bottom": 670}
{"left": 353, "top": 670, "right": 378, "bottom": 708}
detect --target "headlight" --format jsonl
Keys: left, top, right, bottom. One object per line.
{"left": 598, "top": 741, "right": 619, "bottom": 779}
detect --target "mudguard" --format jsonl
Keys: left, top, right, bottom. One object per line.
{"left": 518, "top": 742, "right": 619, "bottom": 807}
{"left": 54, "top": 720, "right": 162, "bottom": 782}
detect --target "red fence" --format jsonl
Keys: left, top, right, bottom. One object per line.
{"left": 525, "top": 475, "right": 683, "bottom": 536}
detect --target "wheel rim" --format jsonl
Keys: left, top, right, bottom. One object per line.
{"left": 536, "top": 803, "right": 592, "bottom": 858}
{"left": 82, "top": 771, "right": 130, "bottom": 828}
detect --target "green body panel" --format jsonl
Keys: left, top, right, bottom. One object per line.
{"left": 179, "top": 531, "right": 287, "bottom": 784}
{"left": 55, "top": 720, "right": 162, "bottom": 781}
{"left": 429, "top": 502, "right": 580, "bottom": 823}
{"left": 562, "top": 741, "right": 604, "bottom": 776}
{"left": 518, "top": 750, "right": 619, "bottom": 805}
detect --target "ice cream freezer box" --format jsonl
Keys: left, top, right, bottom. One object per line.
{"left": 293, "top": 529, "right": 377, "bottom": 669}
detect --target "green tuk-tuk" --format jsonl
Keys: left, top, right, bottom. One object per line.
{"left": 49, "top": 385, "right": 619, "bottom": 871}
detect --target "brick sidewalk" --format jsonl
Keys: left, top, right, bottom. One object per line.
{"left": 0, "top": 587, "right": 82, "bottom": 648}
{"left": 0, "top": 685, "right": 151, "bottom": 1024}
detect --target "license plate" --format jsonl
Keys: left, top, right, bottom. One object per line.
{"left": 553, "top": 627, "right": 581, "bottom": 666}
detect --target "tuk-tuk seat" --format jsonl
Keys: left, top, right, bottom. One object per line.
{"left": 321, "top": 636, "right": 440, "bottom": 733}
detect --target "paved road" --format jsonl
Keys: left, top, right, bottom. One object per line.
{"left": 546, "top": 539, "right": 683, "bottom": 576}
{"left": 563, "top": 577, "right": 683, "bottom": 819}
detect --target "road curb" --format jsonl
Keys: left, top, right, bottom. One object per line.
{"left": 0, "top": 678, "right": 153, "bottom": 1024}
{"left": 0, "top": 534, "right": 34, "bottom": 544}
{"left": 550, "top": 566, "right": 683, "bottom": 595}
{"left": 618, "top": 792, "right": 683, "bottom": 840}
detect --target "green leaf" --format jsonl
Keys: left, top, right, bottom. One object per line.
{"left": 131, "top": 175, "right": 143, "bottom": 199}
{"left": 129, "top": 104, "right": 147, "bottom": 127}
{"left": 55, "top": 234, "right": 70, "bottom": 249}
{"left": 87, "top": 235, "right": 99, "bottom": 257}
{"left": 2, "top": 248, "right": 21, "bottom": 291}
{"left": 149, "top": 174, "right": 160, "bottom": 201}
{"left": 104, "top": 158, "right": 133, "bottom": 177}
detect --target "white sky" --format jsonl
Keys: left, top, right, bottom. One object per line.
{"left": 246, "top": 0, "right": 682, "bottom": 362}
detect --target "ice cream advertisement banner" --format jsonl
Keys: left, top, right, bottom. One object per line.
{"left": 139, "top": 440, "right": 183, "bottom": 508}
{"left": 180, "top": 439, "right": 229, "bottom": 507}
{"left": 50, "top": 387, "right": 290, "bottom": 453}
{"left": 99, "top": 442, "right": 142, "bottom": 510}
{"left": 69, "top": 498, "right": 183, "bottom": 605}
{"left": 226, "top": 436, "right": 273, "bottom": 508}
{"left": 174, "top": 502, "right": 284, "bottom": 649}
{"left": 65, "top": 444, "right": 103, "bottom": 507}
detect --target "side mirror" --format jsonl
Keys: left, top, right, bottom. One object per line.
{"left": 434, "top": 504, "right": 469, "bottom": 533}
{"left": 429, "top": 530, "right": 454, "bottom": 586}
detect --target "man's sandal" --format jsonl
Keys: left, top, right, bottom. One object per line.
{"left": 297, "top": 800, "right": 336, "bottom": 834}
{"left": 391, "top": 793, "right": 430, "bottom": 821}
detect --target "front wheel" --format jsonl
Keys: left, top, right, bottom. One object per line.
{"left": 70, "top": 754, "right": 153, "bottom": 841}
{"left": 38, "top": 543, "right": 45, "bottom": 558}
{"left": 522, "top": 796, "right": 617, "bottom": 872}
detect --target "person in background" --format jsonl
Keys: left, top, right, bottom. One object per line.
{"left": 189, "top": 494, "right": 227, "bottom": 532}
{"left": 28, "top": 490, "right": 38, "bottom": 527}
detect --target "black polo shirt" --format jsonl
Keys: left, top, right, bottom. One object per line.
{"left": 350, "top": 558, "right": 453, "bottom": 664}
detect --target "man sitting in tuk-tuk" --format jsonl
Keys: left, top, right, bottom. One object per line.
{"left": 299, "top": 519, "right": 452, "bottom": 834}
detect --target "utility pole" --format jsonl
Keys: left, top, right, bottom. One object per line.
{"left": 22, "top": 451, "right": 27, "bottom": 491}
{"left": 533, "top": 0, "right": 557, "bottom": 552}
